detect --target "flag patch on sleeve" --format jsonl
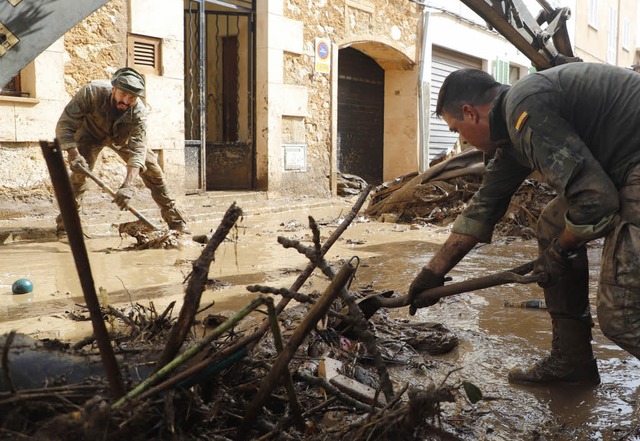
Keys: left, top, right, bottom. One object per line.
{"left": 514, "top": 110, "right": 529, "bottom": 132}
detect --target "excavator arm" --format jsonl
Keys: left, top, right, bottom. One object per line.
{"left": 459, "top": 0, "right": 581, "bottom": 70}
{"left": 0, "top": 0, "right": 112, "bottom": 89}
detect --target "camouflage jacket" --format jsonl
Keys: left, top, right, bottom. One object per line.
{"left": 56, "top": 80, "right": 148, "bottom": 169}
{"left": 453, "top": 63, "right": 640, "bottom": 242}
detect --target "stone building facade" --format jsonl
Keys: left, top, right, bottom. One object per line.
{"left": 0, "top": 0, "right": 184, "bottom": 212}
{"left": 1, "top": 0, "right": 630, "bottom": 214}
{"left": 261, "top": 0, "right": 423, "bottom": 196}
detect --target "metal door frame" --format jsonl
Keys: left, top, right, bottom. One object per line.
{"left": 184, "top": 0, "right": 255, "bottom": 192}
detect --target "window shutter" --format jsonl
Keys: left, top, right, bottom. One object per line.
{"left": 493, "top": 57, "right": 510, "bottom": 84}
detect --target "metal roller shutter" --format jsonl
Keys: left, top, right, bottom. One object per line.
{"left": 429, "top": 48, "right": 482, "bottom": 161}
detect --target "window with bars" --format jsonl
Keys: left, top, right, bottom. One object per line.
{"left": 127, "top": 34, "right": 162, "bottom": 75}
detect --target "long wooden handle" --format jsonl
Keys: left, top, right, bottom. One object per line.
{"left": 377, "top": 260, "right": 541, "bottom": 310}
{"left": 77, "top": 164, "right": 159, "bottom": 230}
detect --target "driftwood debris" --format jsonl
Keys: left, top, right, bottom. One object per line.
{"left": 0, "top": 182, "right": 475, "bottom": 440}
{"left": 364, "top": 149, "right": 555, "bottom": 238}
{"left": 158, "top": 202, "right": 243, "bottom": 368}
{"left": 117, "top": 221, "right": 183, "bottom": 250}
{"left": 337, "top": 173, "right": 369, "bottom": 196}
{"left": 238, "top": 260, "right": 358, "bottom": 439}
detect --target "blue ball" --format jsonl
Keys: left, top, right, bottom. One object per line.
{"left": 12, "top": 278, "right": 33, "bottom": 294}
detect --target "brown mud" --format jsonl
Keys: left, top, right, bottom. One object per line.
{"left": 0, "top": 197, "right": 638, "bottom": 439}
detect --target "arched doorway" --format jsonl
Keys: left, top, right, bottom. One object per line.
{"left": 337, "top": 47, "right": 384, "bottom": 186}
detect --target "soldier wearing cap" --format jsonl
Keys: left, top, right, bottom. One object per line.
{"left": 55, "top": 67, "right": 189, "bottom": 236}
{"left": 408, "top": 63, "right": 640, "bottom": 387}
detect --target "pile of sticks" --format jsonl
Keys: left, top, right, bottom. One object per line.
{"left": 0, "top": 142, "right": 471, "bottom": 440}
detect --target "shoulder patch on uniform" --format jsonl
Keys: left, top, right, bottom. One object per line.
{"left": 514, "top": 110, "right": 529, "bottom": 132}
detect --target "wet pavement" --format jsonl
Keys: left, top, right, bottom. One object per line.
{"left": 0, "top": 195, "right": 638, "bottom": 439}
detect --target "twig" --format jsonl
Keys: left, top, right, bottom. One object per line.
{"left": 115, "top": 275, "right": 135, "bottom": 307}
{"left": 246, "top": 285, "right": 316, "bottom": 305}
{"left": 112, "top": 296, "right": 268, "bottom": 410}
{"left": 158, "top": 202, "right": 243, "bottom": 368}
{"left": 247, "top": 186, "right": 372, "bottom": 350}
{"left": 40, "top": 139, "right": 124, "bottom": 399}
{"left": 1, "top": 331, "right": 16, "bottom": 393}
{"left": 0, "top": 386, "right": 105, "bottom": 405}
{"left": 237, "top": 260, "right": 359, "bottom": 440}
{"left": 105, "top": 305, "right": 136, "bottom": 329}
{"left": 302, "top": 396, "right": 337, "bottom": 418}
{"left": 310, "top": 215, "right": 322, "bottom": 252}
{"left": 196, "top": 302, "right": 216, "bottom": 315}
{"left": 71, "top": 336, "right": 96, "bottom": 351}
{"left": 265, "top": 302, "right": 305, "bottom": 431}
{"left": 246, "top": 284, "right": 352, "bottom": 323}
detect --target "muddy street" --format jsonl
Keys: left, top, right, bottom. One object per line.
{"left": 0, "top": 197, "right": 638, "bottom": 439}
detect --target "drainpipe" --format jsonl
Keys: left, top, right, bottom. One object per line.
{"left": 418, "top": 8, "right": 431, "bottom": 172}
{"left": 199, "top": 0, "right": 207, "bottom": 191}
{"left": 616, "top": 0, "right": 621, "bottom": 66}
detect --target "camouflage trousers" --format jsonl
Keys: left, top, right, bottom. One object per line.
{"left": 536, "top": 163, "right": 640, "bottom": 359}
{"left": 57, "top": 144, "right": 186, "bottom": 230}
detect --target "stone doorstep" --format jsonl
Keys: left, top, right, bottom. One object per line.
{"left": 0, "top": 192, "right": 351, "bottom": 243}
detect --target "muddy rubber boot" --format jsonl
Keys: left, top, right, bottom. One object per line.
{"left": 508, "top": 318, "right": 600, "bottom": 385}
{"left": 55, "top": 213, "right": 67, "bottom": 240}
{"left": 168, "top": 220, "right": 191, "bottom": 234}
{"left": 161, "top": 205, "right": 191, "bottom": 234}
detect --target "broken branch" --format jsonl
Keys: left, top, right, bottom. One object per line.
{"left": 113, "top": 295, "right": 268, "bottom": 410}
{"left": 40, "top": 139, "right": 125, "bottom": 399}
{"left": 238, "top": 259, "right": 359, "bottom": 440}
{"left": 158, "top": 202, "right": 243, "bottom": 368}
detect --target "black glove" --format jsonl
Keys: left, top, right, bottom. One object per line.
{"left": 113, "top": 186, "right": 134, "bottom": 210}
{"left": 408, "top": 268, "right": 450, "bottom": 315}
{"left": 533, "top": 238, "right": 575, "bottom": 288}
{"left": 69, "top": 155, "right": 89, "bottom": 172}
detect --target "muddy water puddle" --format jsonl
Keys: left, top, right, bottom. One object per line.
{"left": 0, "top": 206, "right": 638, "bottom": 438}
{"left": 350, "top": 237, "right": 639, "bottom": 439}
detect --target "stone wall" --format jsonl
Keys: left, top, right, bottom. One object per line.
{"left": 0, "top": 0, "right": 186, "bottom": 215}
{"left": 279, "top": 0, "right": 421, "bottom": 196}
{"left": 63, "top": 0, "right": 128, "bottom": 96}
{"left": 61, "top": 0, "right": 130, "bottom": 192}
{"left": 0, "top": 1, "right": 129, "bottom": 209}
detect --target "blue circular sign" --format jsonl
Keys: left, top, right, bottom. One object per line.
{"left": 317, "top": 42, "right": 329, "bottom": 59}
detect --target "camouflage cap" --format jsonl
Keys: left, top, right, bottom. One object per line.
{"left": 111, "top": 67, "right": 145, "bottom": 97}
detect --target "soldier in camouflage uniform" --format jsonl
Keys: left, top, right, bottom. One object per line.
{"left": 408, "top": 63, "right": 640, "bottom": 385}
{"left": 55, "top": 67, "right": 189, "bottom": 236}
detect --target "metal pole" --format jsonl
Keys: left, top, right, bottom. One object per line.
{"left": 418, "top": 7, "right": 431, "bottom": 172}
{"left": 199, "top": 0, "right": 207, "bottom": 191}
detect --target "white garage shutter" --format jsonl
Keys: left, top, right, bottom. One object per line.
{"left": 429, "top": 48, "right": 483, "bottom": 161}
